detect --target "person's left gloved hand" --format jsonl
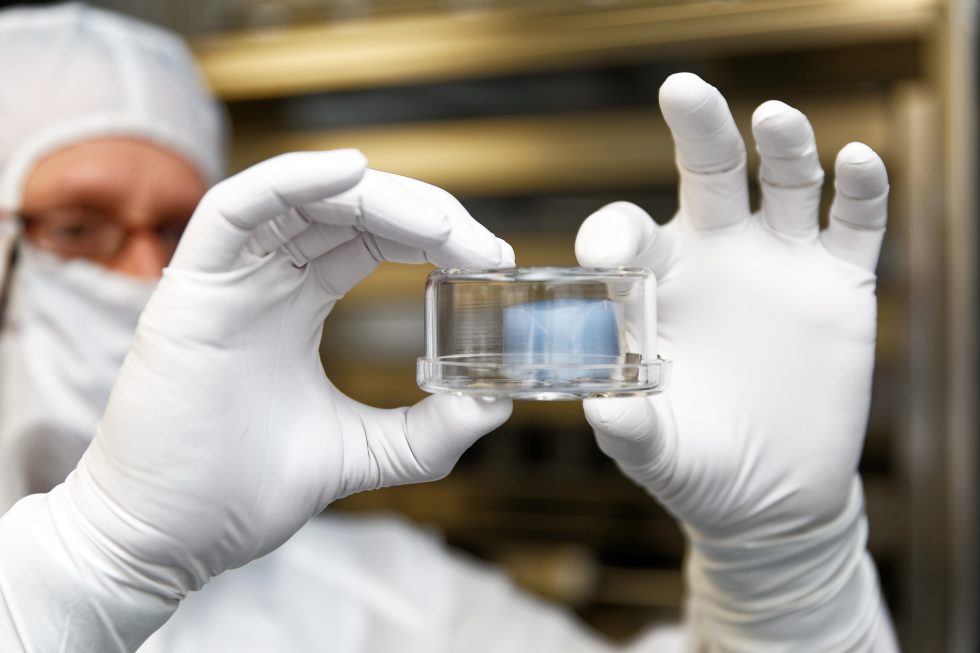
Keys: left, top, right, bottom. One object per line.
{"left": 575, "top": 74, "right": 896, "bottom": 651}
{"left": 0, "top": 149, "right": 514, "bottom": 652}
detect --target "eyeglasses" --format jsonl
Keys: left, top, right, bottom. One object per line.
{"left": 17, "top": 207, "right": 188, "bottom": 260}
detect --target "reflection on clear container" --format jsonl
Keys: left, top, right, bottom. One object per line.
{"left": 417, "top": 267, "right": 670, "bottom": 400}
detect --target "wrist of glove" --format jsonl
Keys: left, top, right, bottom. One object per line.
{"left": 0, "top": 487, "right": 180, "bottom": 650}
{"left": 684, "top": 478, "right": 883, "bottom": 651}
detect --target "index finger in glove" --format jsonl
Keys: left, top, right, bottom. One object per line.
{"left": 300, "top": 174, "right": 515, "bottom": 300}
{"left": 660, "top": 73, "right": 750, "bottom": 231}
{"left": 283, "top": 171, "right": 511, "bottom": 269}
{"left": 383, "top": 174, "right": 513, "bottom": 269}
{"left": 171, "top": 149, "right": 368, "bottom": 273}
{"left": 276, "top": 169, "right": 451, "bottom": 266}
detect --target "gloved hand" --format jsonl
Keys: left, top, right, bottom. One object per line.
{"left": 0, "top": 149, "right": 514, "bottom": 652}
{"left": 576, "top": 74, "right": 897, "bottom": 651}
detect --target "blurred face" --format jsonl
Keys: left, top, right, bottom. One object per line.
{"left": 18, "top": 138, "right": 207, "bottom": 279}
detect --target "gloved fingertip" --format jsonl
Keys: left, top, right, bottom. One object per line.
{"left": 329, "top": 148, "right": 368, "bottom": 171}
{"left": 751, "top": 101, "right": 814, "bottom": 156}
{"left": 469, "top": 394, "right": 514, "bottom": 422}
{"left": 439, "top": 239, "right": 506, "bottom": 270}
{"left": 423, "top": 393, "right": 513, "bottom": 433}
{"left": 583, "top": 396, "right": 656, "bottom": 441}
{"left": 575, "top": 202, "right": 651, "bottom": 268}
{"left": 658, "top": 73, "right": 745, "bottom": 175}
{"left": 835, "top": 143, "right": 888, "bottom": 200}
{"left": 497, "top": 238, "right": 516, "bottom": 268}
{"left": 658, "top": 72, "right": 715, "bottom": 123}
{"left": 751, "top": 99, "right": 793, "bottom": 126}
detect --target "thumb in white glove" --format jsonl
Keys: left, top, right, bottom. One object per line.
{"left": 575, "top": 74, "right": 895, "bottom": 651}
{"left": 0, "top": 149, "right": 514, "bottom": 651}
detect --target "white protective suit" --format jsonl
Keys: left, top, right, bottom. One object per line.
{"left": 0, "top": 4, "right": 898, "bottom": 652}
{"left": 0, "top": 2, "right": 223, "bottom": 512}
{"left": 0, "top": 0, "right": 225, "bottom": 516}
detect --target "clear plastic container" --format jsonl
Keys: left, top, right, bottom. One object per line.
{"left": 417, "top": 267, "right": 670, "bottom": 400}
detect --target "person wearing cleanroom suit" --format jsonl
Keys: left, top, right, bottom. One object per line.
{"left": 0, "top": 4, "right": 898, "bottom": 652}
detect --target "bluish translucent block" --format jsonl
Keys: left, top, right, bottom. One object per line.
{"left": 503, "top": 298, "right": 621, "bottom": 380}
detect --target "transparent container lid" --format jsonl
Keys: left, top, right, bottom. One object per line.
{"left": 417, "top": 267, "right": 670, "bottom": 400}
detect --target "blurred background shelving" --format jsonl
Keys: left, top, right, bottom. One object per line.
{"left": 30, "top": 0, "right": 978, "bottom": 650}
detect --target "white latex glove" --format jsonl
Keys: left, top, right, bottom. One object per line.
{"left": 0, "top": 149, "right": 514, "bottom": 652}
{"left": 576, "top": 74, "right": 898, "bottom": 651}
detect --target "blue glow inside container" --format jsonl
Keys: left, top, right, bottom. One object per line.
{"left": 417, "top": 267, "right": 670, "bottom": 400}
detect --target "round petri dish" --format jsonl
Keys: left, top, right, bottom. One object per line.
{"left": 417, "top": 267, "right": 671, "bottom": 400}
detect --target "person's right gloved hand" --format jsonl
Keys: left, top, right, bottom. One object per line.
{"left": 0, "top": 149, "right": 514, "bottom": 652}
{"left": 576, "top": 74, "right": 898, "bottom": 651}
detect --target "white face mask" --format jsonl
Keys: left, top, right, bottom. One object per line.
{"left": 0, "top": 244, "right": 155, "bottom": 512}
